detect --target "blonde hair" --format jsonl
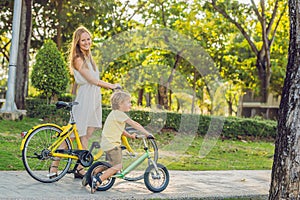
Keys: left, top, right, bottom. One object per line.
{"left": 68, "top": 26, "right": 96, "bottom": 73}
{"left": 111, "top": 91, "right": 131, "bottom": 110}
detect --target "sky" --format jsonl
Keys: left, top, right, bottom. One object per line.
{"left": 238, "top": 0, "right": 259, "bottom": 4}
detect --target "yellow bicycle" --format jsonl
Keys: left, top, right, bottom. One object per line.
{"left": 20, "top": 101, "right": 158, "bottom": 183}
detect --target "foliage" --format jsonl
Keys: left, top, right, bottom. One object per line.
{"left": 31, "top": 40, "right": 69, "bottom": 104}
{"left": 0, "top": 0, "right": 289, "bottom": 117}
{"left": 204, "top": 0, "right": 288, "bottom": 101}
{"left": 25, "top": 98, "right": 70, "bottom": 125}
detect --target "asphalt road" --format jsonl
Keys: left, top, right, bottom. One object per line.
{"left": 0, "top": 170, "right": 271, "bottom": 199}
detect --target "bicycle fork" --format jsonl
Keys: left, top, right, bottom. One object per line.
{"left": 147, "top": 157, "right": 162, "bottom": 179}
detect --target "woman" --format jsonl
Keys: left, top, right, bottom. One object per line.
{"left": 49, "top": 26, "right": 120, "bottom": 179}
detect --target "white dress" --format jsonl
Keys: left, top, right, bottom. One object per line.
{"left": 72, "top": 59, "right": 102, "bottom": 136}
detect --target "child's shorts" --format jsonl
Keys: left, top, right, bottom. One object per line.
{"left": 105, "top": 146, "right": 122, "bottom": 166}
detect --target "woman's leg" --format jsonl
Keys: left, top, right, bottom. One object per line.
{"left": 80, "top": 127, "right": 95, "bottom": 149}
{"left": 76, "top": 127, "right": 96, "bottom": 177}
{"left": 49, "top": 140, "right": 68, "bottom": 175}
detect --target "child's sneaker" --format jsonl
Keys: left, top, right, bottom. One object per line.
{"left": 91, "top": 175, "right": 102, "bottom": 194}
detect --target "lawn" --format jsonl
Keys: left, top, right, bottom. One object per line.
{"left": 0, "top": 117, "right": 275, "bottom": 171}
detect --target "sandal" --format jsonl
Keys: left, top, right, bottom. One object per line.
{"left": 91, "top": 175, "right": 102, "bottom": 194}
{"left": 74, "top": 168, "right": 85, "bottom": 179}
{"left": 47, "top": 166, "right": 58, "bottom": 179}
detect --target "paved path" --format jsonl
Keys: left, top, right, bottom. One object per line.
{"left": 0, "top": 170, "right": 271, "bottom": 199}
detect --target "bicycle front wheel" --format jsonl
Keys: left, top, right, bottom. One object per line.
{"left": 123, "top": 138, "right": 158, "bottom": 181}
{"left": 144, "top": 163, "right": 169, "bottom": 193}
{"left": 22, "top": 125, "right": 72, "bottom": 183}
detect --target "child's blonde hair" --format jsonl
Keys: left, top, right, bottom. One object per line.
{"left": 111, "top": 91, "right": 131, "bottom": 110}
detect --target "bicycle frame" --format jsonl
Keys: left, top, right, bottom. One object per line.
{"left": 113, "top": 138, "right": 156, "bottom": 179}
{"left": 49, "top": 123, "right": 82, "bottom": 159}
{"left": 20, "top": 123, "right": 132, "bottom": 161}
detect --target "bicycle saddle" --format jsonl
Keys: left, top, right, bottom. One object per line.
{"left": 56, "top": 101, "right": 79, "bottom": 109}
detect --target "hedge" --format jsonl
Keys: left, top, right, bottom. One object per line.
{"left": 25, "top": 98, "right": 277, "bottom": 139}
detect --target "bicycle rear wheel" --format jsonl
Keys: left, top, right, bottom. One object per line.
{"left": 22, "top": 125, "right": 72, "bottom": 183}
{"left": 123, "top": 138, "right": 158, "bottom": 181}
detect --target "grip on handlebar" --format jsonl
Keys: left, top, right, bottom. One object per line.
{"left": 147, "top": 134, "right": 155, "bottom": 139}
{"left": 135, "top": 134, "right": 154, "bottom": 140}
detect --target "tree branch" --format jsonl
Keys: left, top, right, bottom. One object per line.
{"left": 269, "top": 2, "right": 288, "bottom": 48}
{"left": 258, "top": 0, "right": 272, "bottom": 74}
{"left": 160, "top": 1, "right": 167, "bottom": 27}
{"left": 250, "top": 0, "right": 263, "bottom": 23}
{"left": 127, "top": 1, "right": 148, "bottom": 22}
{"left": 210, "top": 0, "right": 259, "bottom": 55}
{"left": 0, "top": 39, "right": 11, "bottom": 62}
{"left": 266, "top": 0, "right": 279, "bottom": 36}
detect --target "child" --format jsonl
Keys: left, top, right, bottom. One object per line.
{"left": 89, "top": 91, "right": 151, "bottom": 192}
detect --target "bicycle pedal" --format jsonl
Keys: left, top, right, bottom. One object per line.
{"left": 121, "top": 146, "right": 127, "bottom": 150}
{"left": 89, "top": 142, "right": 100, "bottom": 152}
{"left": 92, "top": 142, "right": 100, "bottom": 148}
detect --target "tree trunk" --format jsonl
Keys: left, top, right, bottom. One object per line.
{"left": 269, "top": 0, "right": 300, "bottom": 198}
{"left": 191, "top": 68, "right": 197, "bottom": 114}
{"left": 157, "top": 83, "right": 169, "bottom": 110}
{"left": 257, "top": 50, "right": 271, "bottom": 102}
{"left": 56, "top": 0, "right": 62, "bottom": 50}
{"left": 138, "top": 88, "right": 144, "bottom": 106}
{"left": 227, "top": 100, "right": 233, "bottom": 116}
{"left": 15, "top": 0, "right": 32, "bottom": 110}
{"left": 145, "top": 93, "right": 151, "bottom": 107}
{"left": 157, "top": 52, "right": 182, "bottom": 110}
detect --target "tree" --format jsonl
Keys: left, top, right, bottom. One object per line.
{"left": 31, "top": 40, "right": 69, "bottom": 104}
{"left": 134, "top": 0, "right": 191, "bottom": 110}
{"left": 207, "top": 0, "right": 287, "bottom": 102}
{"left": 269, "top": 0, "right": 300, "bottom": 198}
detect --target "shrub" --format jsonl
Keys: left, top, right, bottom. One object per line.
{"left": 31, "top": 40, "right": 69, "bottom": 104}
{"left": 26, "top": 98, "right": 277, "bottom": 139}
{"left": 25, "top": 98, "right": 69, "bottom": 125}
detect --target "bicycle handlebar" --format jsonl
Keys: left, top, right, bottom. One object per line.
{"left": 135, "top": 134, "right": 155, "bottom": 140}
{"left": 126, "top": 127, "right": 154, "bottom": 140}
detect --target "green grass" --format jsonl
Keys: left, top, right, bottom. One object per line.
{"left": 0, "top": 118, "right": 41, "bottom": 170}
{"left": 0, "top": 117, "right": 275, "bottom": 171}
{"left": 153, "top": 131, "right": 274, "bottom": 170}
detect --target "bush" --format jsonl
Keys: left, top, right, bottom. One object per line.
{"left": 31, "top": 40, "right": 70, "bottom": 104}
{"left": 105, "top": 109, "right": 277, "bottom": 139}
{"left": 25, "top": 98, "right": 69, "bottom": 125}
{"left": 25, "top": 98, "right": 277, "bottom": 139}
